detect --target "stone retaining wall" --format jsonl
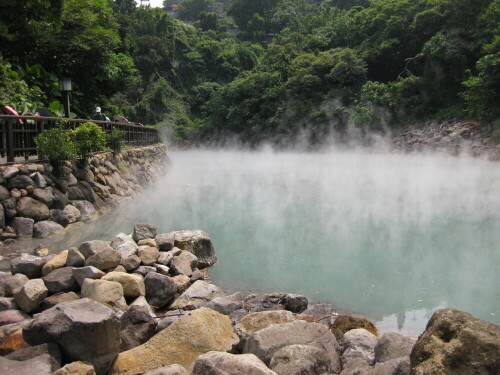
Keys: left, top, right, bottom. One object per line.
{"left": 0, "top": 144, "right": 168, "bottom": 243}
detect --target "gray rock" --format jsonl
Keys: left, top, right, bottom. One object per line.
{"left": 130, "top": 296, "right": 156, "bottom": 317}
{"left": 32, "top": 188, "right": 53, "bottom": 206}
{"left": 3, "top": 166, "right": 19, "bottom": 179}
{"left": 0, "top": 204, "right": 4, "bottom": 229}
{"left": 52, "top": 361, "right": 96, "bottom": 375}
{"left": 4, "top": 343, "right": 61, "bottom": 365}
{"left": 0, "top": 354, "right": 59, "bottom": 375}
{"left": 157, "top": 251, "right": 173, "bottom": 266}
{"left": 300, "top": 302, "right": 337, "bottom": 328}
{"left": 177, "top": 250, "right": 198, "bottom": 269}
{"left": 23, "top": 298, "right": 120, "bottom": 375}
{"left": 40, "top": 292, "right": 80, "bottom": 311}
{"left": 31, "top": 172, "right": 47, "bottom": 188}
{"left": 206, "top": 295, "right": 244, "bottom": 315}
{"left": 33, "top": 220, "right": 64, "bottom": 238}
{"left": 0, "top": 309, "right": 31, "bottom": 325}
{"left": 11, "top": 254, "right": 47, "bottom": 278}
{"left": 102, "top": 272, "right": 145, "bottom": 299}
{"left": 78, "top": 240, "right": 113, "bottom": 258}
{"left": 281, "top": 294, "right": 308, "bottom": 314}
{"left": 72, "top": 266, "right": 105, "bottom": 287}
{"left": 244, "top": 320, "right": 341, "bottom": 372}
{"left": 270, "top": 344, "right": 333, "bottom": 375}
{"left": 242, "top": 293, "right": 286, "bottom": 313}
{"left": 62, "top": 205, "right": 81, "bottom": 223}
{"left": 16, "top": 197, "right": 50, "bottom": 221}
{"left": 132, "top": 265, "right": 157, "bottom": 277}
{"left": 65, "top": 247, "right": 85, "bottom": 267}
{"left": 170, "top": 280, "right": 222, "bottom": 310}
{"left": 11, "top": 217, "right": 35, "bottom": 238}
{"left": 42, "top": 267, "right": 78, "bottom": 294}
{"left": 171, "top": 229, "right": 217, "bottom": 268}
{"left": 2, "top": 197, "right": 17, "bottom": 220}
{"left": 143, "top": 364, "right": 189, "bottom": 375}
{"left": 81, "top": 279, "right": 127, "bottom": 310}
{"left": 120, "top": 305, "right": 156, "bottom": 351}
{"left": 4, "top": 273, "right": 29, "bottom": 296}
{"left": 7, "top": 175, "right": 34, "bottom": 190}
{"left": 50, "top": 209, "right": 70, "bottom": 227}
{"left": 51, "top": 190, "right": 70, "bottom": 210}
{"left": 0, "top": 185, "right": 9, "bottom": 201}
{"left": 156, "top": 314, "right": 181, "bottom": 332}
{"left": 138, "top": 246, "right": 160, "bottom": 266}
{"left": 339, "top": 358, "right": 371, "bottom": 375}
{"left": 0, "top": 297, "right": 18, "bottom": 311}
{"left": 155, "top": 232, "right": 175, "bottom": 251}
{"left": 85, "top": 248, "right": 121, "bottom": 271}
{"left": 144, "top": 272, "right": 176, "bottom": 309}
{"left": 65, "top": 173, "right": 78, "bottom": 186}
{"left": 170, "top": 256, "right": 193, "bottom": 277}
{"left": 121, "top": 254, "right": 141, "bottom": 271}
{"left": 370, "top": 357, "right": 411, "bottom": 375}
{"left": 192, "top": 352, "right": 277, "bottom": 375}
{"left": 14, "top": 278, "right": 48, "bottom": 313}
{"left": 374, "top": 333, "right": 416, "bottom": 363}
{"left": 138, "top": 238, "right": 157, "bottom": 247}
{"left": 0, "top": 271, "right": 9, "bottom": 296}
{"left": 111, "top": 233, "right": 138, "bottom": 259}
{"left": 341, "top": 328, "right": 377, "bottom": 366}
{"left": 72, "top": 200, "right": 96, "bottom": 221}
{"left": 190, "top": 268, "right": 204, "bottom": 282}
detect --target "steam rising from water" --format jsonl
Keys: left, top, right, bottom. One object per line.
{"left": 28, "top": 150, "right": 500, "bottom": 333}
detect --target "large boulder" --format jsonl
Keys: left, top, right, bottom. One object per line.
{"left": 121, "top": 255, "right": 141, "bottom": 271}
{"left": 50, "top": 209, "right": 70, "bottom": 227}
{"left": 42, "top": 250, "right": 69, "bottom": 276}
{"left": 171, "top": 230, "right": 216, "bottom": 268}
{"left": 0, "top": 297, "right": 18, "bottom": 312}
{"left": 85, "top": 248, "right": 121, "bottom": 271}
{"left": 7, "top": 175, "right": 34, "bottom": 190}
{"left": 32, "top": 188, "right": 54, "bottom": 207}
{"left": 78, "top": 241, "right": 113, "bottom": 259}
{"left": 72, "top": 201, "right": 96, "bottom": 221}
{"left": 0, "top": 309, "right": 30, "bottom": 326}
{"left": 374, "top": 333, "right": 416, "bottom": 363}
{"left": 142, "top": 364, "right": 188, "bottom": 375}
{"left": 170, "top": 256, "right": 193, "bottom": 277}
{"left": 144, "top": 272, "right": 176, "bottom": 309}
{"left": 81, "top": 279, "right": 127, "bottom": 310}
{"left": 170, "top": 280, "right": 221, "bottom": 310}
{"left": 16, "top": 197, "right": 50, "bottom": 221}
{"left": 331, "top": 315, "right": 379, "bottom": 344}
{"left": 192, "top": 351, "right": 277, "bottom": 375}
{"left": 110, "top": 307, "right": 239, "bottom": 374}
{"left": 4, "top": 273, "right": 29, "bottom": 296}
{"left": 0, "top": 354, "right": 59, "bottom": 375}
{"left": 4, "top": 342, "right": 61, "bottom": 365}
{"left": 102, "top": 272, "right": 145, "bottom": 299}
{"left": 280, "top": 294, "right": 308, "bottom": 314}
{"left": 155, "top": 232, "right": 175, "bottom": 251}
{"left": 62, "top": 205, "right": 81, "bottom": 224}
{"left": 72, "top": 266, "right": 105, "bottom": 287}
{"left": 138, "top": 246, "right": 160, "bottom": 266}
{"left": 2, "top": 197, "right": 17, "bottom": 221}
{"left": 11, "top": 217, "right": 34, "bottom": 238}
{"left": 11, "top": 254, "right": 47, "bottom": 278}
{"left": 269, "top": 344, "right": 333, "bottom": 375}
{"left": 119, "top": 305, "right": 156, "bottom": 351}
{"left": 33, "top": 220, "right": 64, "bottom": 238}
{"left": 133, "top": 224, "right": 158, "bottom": 242}
{"left": 23, "top": 298, "right": 120, "bottom": 375}
{"left": 410, "top": 309, "right": 500, "bottom": 375}
{"left": 206, "top": 295, "right": 243, "bottom": 316}
{"left": 65, "top": 248, "right": 85, "bottom": 267}
{"left": 341, "top": 328, "right": 378, "bottom": 366}
{"left": 40, "top": 292, "right": 80, "bottom": 311}
{"left": 243, "top": 320, "right": 341, "bottom": 373}
{"left": 13, "top": 279, "right": 48, "bottom": 313}
{"left": 42, "top": 267, "right": 78, "bottom": 294}
{"left": 111, "top": 233, "right": 138, "bottom": 259}
{"left": 53, "top": 361, "right": 96, "bottom": 375}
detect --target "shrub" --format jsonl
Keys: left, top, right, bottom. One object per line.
{"left": 35, "top": 123, "right": 75, "bottom": 175}
{"left": 71, "top": 122, "right": 107, "bottom": 166}
{"left": 107, "top": 128, "right": 126, "bottom": 155}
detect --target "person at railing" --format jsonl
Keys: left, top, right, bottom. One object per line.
{"left": 93, "top": 106, "right": 110, "bottom": 121}
{"left": 34, "top": 107, "right": 53, "bottom": 126}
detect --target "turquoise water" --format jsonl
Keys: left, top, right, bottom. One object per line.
{"left": 21, "top": 150, "right": 500, "bottom": 334}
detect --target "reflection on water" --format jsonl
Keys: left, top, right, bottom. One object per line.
{"left": 5, "top": 150, "right": 500, "bottom": 334}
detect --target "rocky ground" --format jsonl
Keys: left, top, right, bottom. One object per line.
{"left": 0, "top": 224, "right": 499, "bottom": 375}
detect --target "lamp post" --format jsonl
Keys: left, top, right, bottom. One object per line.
{"left": 59, "top": 78, "right": 72, "bottom": 118}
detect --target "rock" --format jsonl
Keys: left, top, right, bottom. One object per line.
{"left": 4, "top": 342, "right": 61, "bottom": 365}
{"left": 66, "top": 248, "right": 85, "bottom": 267}
{"left": 138, "top": 238, "right": 156, "bottom": 247}
{"left": 121, "top": 255, "right": 141, "bottom": 271}
{"left": 7, "top": 175, "right": 34, "bottom": 190}
{"left": 11, "top": 217, "right": 34, "bottom": 238}
{"left": 2, "top": 197, "right": 17, "bottom": 220}
{"left": 331, "top": 315, "right": 379, "bottom": 344}
{"left": 53, "top": 361, "right": 96, "bottom": 375}
{"left": 302, "top": 303, "right": 337, "bottom": 328}
{"left": 168, "top": 247, "right": 183, "bottom": 256}
{"left": 0, "top": 185, "right": 9, "bottom": 201}
{"left": 119, "top": 305, "right": 156, "bottom": 351}
{"left": 0, "top": 297, "right": 18, "bottom": 311}
{"left": 410, "top": 308, "right": 500, "bottom": 375}
{"left": 138, "top": 246, "right": 160, "bottom": 266}
{"left": 42, "top": 250, "right": 69, "bottom": 276}
{"left": 0, "top": 309, "right": 30, "bottom": 326}
{"left": 3, "top": 166, "right": 19, "bottom": 179}
{"left": 72, "top": 200, "right": 96, "bottom": 221}
{"left": 206, "top": 295, "right": 244, "bottom": 316}
{"left": 32, "top": 188, "right": 53, "bottom": 206}
{"left": 374, "top": 333, "right": 416, "bottom": 363}
{"left": 72, "top": 266, "right": 105, "bottom": 287}
{"left": 170, "top": 280, "right": 221, "bottom": 310}
{"left": 63, "top": 205, "right": 82, "bottom": 223}
{"left": 155, "top": 233, "right": 175, "bottom": 251}
{"left": 31, "top": 172, "right": 47, "bottom": 188}
{"left": 33, "top": 220, "right": 64, "bottom": 238}
{"left": 192, "top": 351, "right": 277, "bottom": 375}
{"left": 157, "top": 314, "right": 181, "bottom": 332}
{"left": 51, "top": 190, "right": 71, "bottom": 209}
{"left": 170, "top": 256, "right": 193, "bottom": 276}
{"left": 102, "top": 272, "right": 145, "bottom": 299}
{"left": 142, "top": 364, "right": 188, "bottom": 375}
{"left": 133, "top": 223, "right": 158, "bottom": 242}
{"left": 369, "top": 357, "right": 411, "bottom": 375}
{"left": 133, "top": 265, "right": 157, "bottom": 277}
{"left": 341, "top": 328, "right": 377, "bottom": 366}
{"left": 171, "top": 274, "right": 190, "bottom": 293}
{"left": 85, "top": 248, "right": 121, "bottom": 271}
{"left": 65, "top": 173, "right": 78, "bottom": 187}
{"left": 339, "top": 358, "right": 371, "bottom": 375}
{"left": 244, "top": 320, "right": 341, "bottom": 373}
{"left": 40, "top": 292, "right": 80, "bottom": 311}
{"left": 280, "top": 294, "right": 308, "bottom": 314}
{"left": 14, "top": 278, "right": 48, "bottom": 313}
{"left": 144, "top": 272, "right": 176, "bottom": 309}
{"left": 50, "top": 209, "right": 70, "bottom": 227}
{"left": 190, "top": 268, "right": 204, "bottom": 282}
{"left": 270, "top": 344, "right": 333, "bottom": 375}
{"left": 42, "top": 267, "right": 78, "bottom": 294}
{"left": 23, "top": 298, "right": 120, "bottom": 375}
{"left": 110, "top": 307, "right": 239, "bottom": 374}
{"left": 0, "top": 328, "right": 27, "bottom": 355}
{"left": 0, "top": 204, "right": 4, "bottom": 229}
{"left": 130, "top": 296, "right": 156, "bottom": 317}
{"left": 177, "top": 250, "right": 198, "bottom": 269}
{"left": 242, "top": 293, "right": 286, "bottom": 313}
{"left": 78, "top": 240, "right": 113, "bottom": 258}
{"left": 4, "top": 274, "right": 29, "bottom": 296}
{"left": 157, "top": 251, "right": 173, "bottom": 265}
{"left": 81, "top": 279, "right": 127, "bottom": 310}
{"left": 171, "top": 230, "right": 216, "bottom": 268}
{"left": 155, "top": 263, "right": 170, "bottom": 276}
{"left": 16, "top": 197, "right": 50, "bottom": 221}
{"left": 11, "top": 253, "right": 47, "bottom": 278}
{"left": 0, "top": 353, "right": 59, "bottom": 375}
{"left": 111, "top": 233, "right": 138, "bottom": 259}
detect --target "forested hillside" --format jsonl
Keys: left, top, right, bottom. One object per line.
{"left": 1, "top": 0, "right": 498, "bottom": 146}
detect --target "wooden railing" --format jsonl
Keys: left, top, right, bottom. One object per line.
{"left": 0, "top": 115, "right": 161, "bottom": 163}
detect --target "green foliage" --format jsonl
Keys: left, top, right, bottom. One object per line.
{"left": 178, "top": 0, "right": 215, "bottom": 21}
{"left": 35, "top": 123, "right": 76, "bottom": 174}
{"left": 71, "top": 122, "right": 107, "bottom": 166}
{"left": 107, "top": 128, "right": 126, "bottom": 155}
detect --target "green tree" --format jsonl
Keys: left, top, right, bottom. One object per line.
{"left": 178, "top": 0, "right": 215, "bottom": 21}
{"left": 71, "top": 122, "right": 107, "bottom": 166}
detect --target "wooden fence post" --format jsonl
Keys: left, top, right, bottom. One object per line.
{"left": 7, "top": 118, "right": 14, "bottom": 163}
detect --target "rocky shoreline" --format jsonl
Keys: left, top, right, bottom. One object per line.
{"left": 0, "top": 224, "right": 498, "bottom": 375}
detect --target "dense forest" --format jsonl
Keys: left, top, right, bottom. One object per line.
{"left": 0, "top": 0, "right": 498, "bottom": 145}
